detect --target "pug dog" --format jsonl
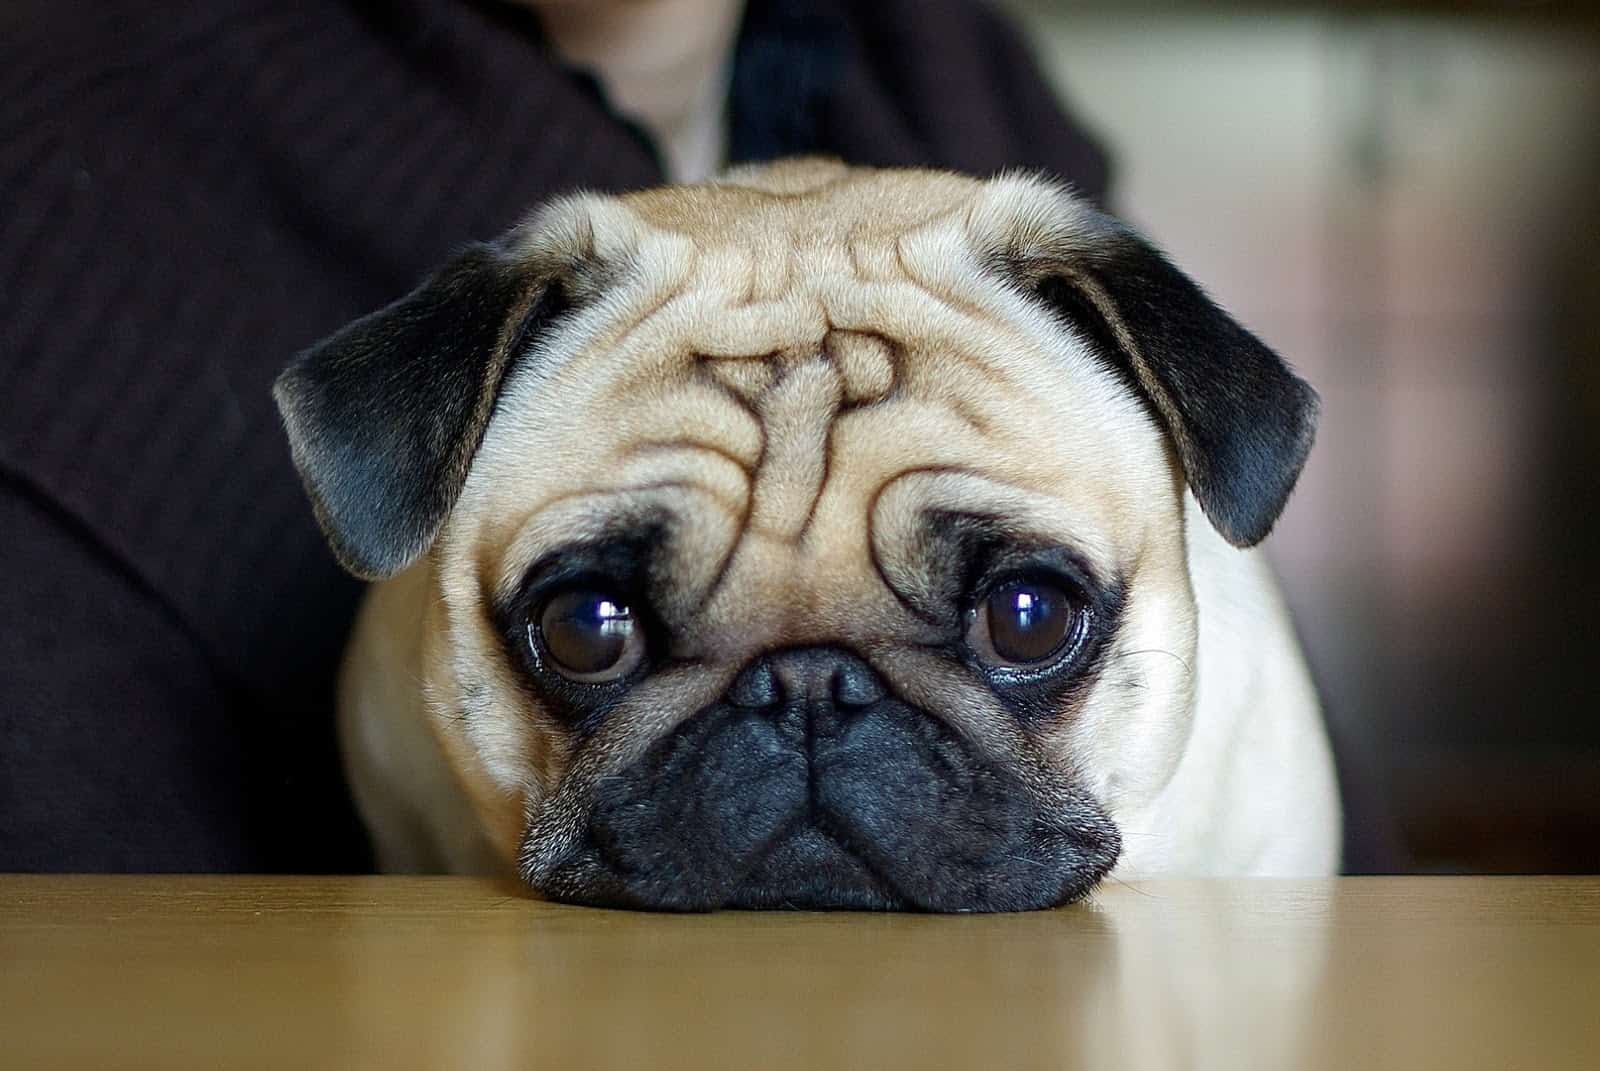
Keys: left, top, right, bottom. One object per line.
{"left": 275, "top": 159, "right": 1340, "bottom": 912}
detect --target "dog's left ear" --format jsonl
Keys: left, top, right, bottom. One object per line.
{"left": 988, "top": 190, "right": 1318, "bottom": 547}
{"left": 273, "top": 235, "right": 585, "bottom": 580}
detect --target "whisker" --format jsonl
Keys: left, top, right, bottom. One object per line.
{"left": 1108, "top": 647, "right": 1193, "bottom": 677}
{"left": 1103, "top": 874, "right": 1162, "bottom": 899}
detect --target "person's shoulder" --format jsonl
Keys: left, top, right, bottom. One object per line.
{"left": 0, "top": 0, "right": 296, "bottom": 133}
{"left": 3, "top": 1, "right": 242, "bottom": 77}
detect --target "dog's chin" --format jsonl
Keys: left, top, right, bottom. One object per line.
{"left": 521, "top": 697, "right": 1122, "bottom": 913}
{"left": 531, "top": 816, "right": 1118, "bottom": 913}
{"left": 724, "top": 824, "right": 904, "bottom": 910}
{"left": 719, "top": 822, "right": 1117, "bottom": 912}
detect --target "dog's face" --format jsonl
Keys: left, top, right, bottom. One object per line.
{"left": 276, "top": 161, "right": 1316, "bottom": 911}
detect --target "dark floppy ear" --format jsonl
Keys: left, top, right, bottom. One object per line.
{"left": 1007, "top": 214, "right": 1319, "bottom": 548}
{"left": 273, "top": 243, "right": 571, "bottom": 579}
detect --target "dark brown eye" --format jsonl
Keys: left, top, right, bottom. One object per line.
{"left": 534, "top": 589, "right": 643, "bottom": 683}
{"left": 968, "top": 578, "right": 1081, "bottom": 668}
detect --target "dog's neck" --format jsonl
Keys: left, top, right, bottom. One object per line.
{"left": 525, "top": 0, "right": 746, "bottom": 183}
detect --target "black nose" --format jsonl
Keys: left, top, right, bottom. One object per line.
{"left": 727, "top": 647, "right": 887, "bottom": 710}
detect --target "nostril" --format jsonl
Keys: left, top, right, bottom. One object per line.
{"left": 832, "top": 661, "right": 886, "bottom": 708}
{"left": 728, "top": 659, "right": 780, "bottom": 708}
{"left": 733, "top": 648, "right": 887, "bottom": 711}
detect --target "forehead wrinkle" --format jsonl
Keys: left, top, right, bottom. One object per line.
{"left": 743, "top": 235, "right": 796, "bottom": 303}
{"left": 622, "top": 437, "right": 757, "bottom": 482}
{"left": 893, "top": 238, "right": 995, "bottom": 325}
{"left": 594, "top": 376, "right": 767, "bottom": 472}
{"left": 689, "top": 295, "right": 829, "bottom": 358}
{"left": 482, "top": 478, "right": 744, "bottom": 606}
{"left": 744, "top": 357, "right": 840, "bottom": 540}
{"left": 821, "top": 269, "right": 1169, "bottom": 501}
{"left": 818, "top": 277, "right": 1043, "bottom": 387}
{"left": 867, "top": 467, "right": 1123, "bottom": 608}
{"left": 583, "top": 266, "right": 695, "bottom": 361}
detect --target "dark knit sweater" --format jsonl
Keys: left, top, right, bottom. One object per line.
{"left": 0, "top": 0, "right": 1110, "bottom": 871}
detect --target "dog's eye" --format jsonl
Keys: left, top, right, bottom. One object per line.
{"left": 968, "top": 578, "right": 1083, "bottom": 668}
{"left": 533, "top": 589, "right": 644, "bottom": 683}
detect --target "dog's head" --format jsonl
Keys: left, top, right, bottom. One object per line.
{"left": 276, "top": 161, "right": 1316, "bottom": 911}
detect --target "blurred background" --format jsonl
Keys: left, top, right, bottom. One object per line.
{"left": 1005, "top": 0, "right": 1600, "bottom": 873}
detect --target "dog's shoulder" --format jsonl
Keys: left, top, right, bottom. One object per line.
{"left": 1174, "top": 496, "right": 1342, "bottom": 875}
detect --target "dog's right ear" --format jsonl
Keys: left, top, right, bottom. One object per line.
{"left": 274, "top": 239, "right": 581, "bottom": 580}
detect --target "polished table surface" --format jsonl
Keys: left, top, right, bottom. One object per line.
{"left": 2, "top": 876, "right": 1596, "bottom": 1070}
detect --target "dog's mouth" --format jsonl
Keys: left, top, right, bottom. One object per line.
{"left": 520, "top": 677, "right": 1121, "bottom": 913}
{"left": 725, "top": 822, "right": 901, "bottom": 910}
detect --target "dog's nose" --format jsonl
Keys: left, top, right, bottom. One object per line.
{"left": 728, "top": 647, "right": 886, "bottom": 710}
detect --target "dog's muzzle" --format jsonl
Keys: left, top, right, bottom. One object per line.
{"left": 533, "top": 647, "right": 1121, "bottom": 912}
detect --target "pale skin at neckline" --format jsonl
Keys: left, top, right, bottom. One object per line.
{"left": 519, "top": 0, "right": 748, "bottom": 182}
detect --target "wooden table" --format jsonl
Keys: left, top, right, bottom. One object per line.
{"left": 2, "top": 876, "right": 1596, "bottom": 1069}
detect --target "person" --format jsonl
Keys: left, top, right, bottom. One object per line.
{"left": 0, "top": 0, "right": 1110, "bottom": 871}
